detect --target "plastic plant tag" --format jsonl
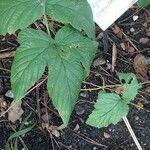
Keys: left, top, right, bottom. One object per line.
{"left": 87, "top": 0, "right": 138, "bottom": 30}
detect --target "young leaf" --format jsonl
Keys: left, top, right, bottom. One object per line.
{"left": 46, "top": 0, "right": 95, "bottom": 38}
{"left": 137, "top": 0, "right": 150, "bottom": 7}
{"left": 11, "top": 26, "right": 98, "bottom": 127}
{"left": 86, "top": 92, "right": 129, "bottom": 128}
{"left": 117, "top": 73, "right": 141, "bottom": 103}
{"left": 0, "top": 0, "right": 45, "bottom": 35}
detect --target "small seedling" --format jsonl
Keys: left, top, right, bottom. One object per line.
{"left": 86, "top": 73, "right": 141, "bottom": 128}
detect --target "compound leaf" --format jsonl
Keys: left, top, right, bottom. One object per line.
{"left": 46, "top": 0, "right": 95, "bottom": 38}
{"left": 86, "top": 92, "right": 129, "bottom": 128}
{"left": 138, "top": 0, "right": 150, "bottom": 6}
{"left": 0, "top": 0, "right": 45, "bottom": 35}
{"left": 11, "top": 25, "right": 98, "bottom": 127}
{"left": 118, "top": 73, "right": 141, "bottom": 103}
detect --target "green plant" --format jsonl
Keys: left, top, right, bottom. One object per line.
{"left": 0, "top": 0, "right": 98, "bottom": 128}
{"left": 0, "top": 0, "right": 148, "bottom": 129}
{"left": 86, "top": 73, "right": 141, "bottom": 128}
{"left": 5, "top": 113, "right": 36, "bottom": 150}
{"left": 138, "top": 0, "right": 150, "bottom": 6}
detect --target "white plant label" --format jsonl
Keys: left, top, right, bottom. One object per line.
{"left": 87, "top": 0, "right": 138, "bottom": 30}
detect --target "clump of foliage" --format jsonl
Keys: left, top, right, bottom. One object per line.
{"left": 0, "top": 0, "right": 148, "bottom": 129}
{"left": 0, "top": 0, "right": 98, "bottom": 128}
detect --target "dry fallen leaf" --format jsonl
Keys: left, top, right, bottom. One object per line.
{"left": 134, "top": 54, "right": 150, "bottom": 82}
{"left": 120, "top": 43, "right": 126, "bottom": 51}
{"left": 128, "top": 46, "right": 135, "bottom": 53}
{"left": 139, "top": 37, "right": 149, "bottom": 44}
{"left": 115, "top": 86, "right": 124, "bottom": 95}
{"left": 136, "top": 102, "right": 144, "bottom": 111}
{"left": 8, "top": 101, "right": 24, "bottom": 123}
{"left": 112, "top": 25, "right": 123, "bottom": 38}
{"left": 93, "top": 57, "right": 106, "bottom": 67}
{"left": 49, "top": 125, "right": 60, "bottom": 137}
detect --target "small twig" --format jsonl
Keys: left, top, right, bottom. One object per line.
{"left": 121, "top": 31, "right": 140, "bottom": 53}
{"left": 44, "top": 91, "right": 49, "bottom": 127}
{"left": 0, "top": 51, "right": 15, "bottom": 59}
{"left": 0, "top": 76, "right": 48, "bottom": 118}
{"left": 81, "top": 83, "right": 122, "bottom": 91}
{"left": 73, "top": 130, "right": 107, "bottom": 148}
{"left": 123, "top": 117, "right": 142, "bottom": 150}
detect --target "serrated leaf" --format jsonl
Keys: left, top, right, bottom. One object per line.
{"left": 46, "top": 0, "right": 95, "bottom": 38}
{"left": 138, "top": 0, "right": 150, "bottom": 7}
{"left": 11, "top": 25, "right": 98, "bottom": 127}
{"left": 0, "top": 0, "right": 95, "bottom": 39}
{"left": 47, "top": 26, "right": 97, "bottom": 126}
{"left": 86, "top": 92, "right": 129, "bottom": 128}
{"left": 0, "top": 0, "right": 45, "bottom": 35}
{"left": 117, "top": 73, "right": 141, "bottom": 103}
{"left": 11, "top": 29, "right": 53, "bottom": 100}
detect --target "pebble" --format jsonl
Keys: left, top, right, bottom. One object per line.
{"left": 80, "top": 92, "right": 87, "bottom": 98}
{"left": 135, "top": 116, "right": 139, "bottom": 121}
{"left": 133, "top": 15, "right": 138, "bottom": 21}
{"left": 130, "top": 28, "right": 135, "bottom": 33}
{"left": 5, "top": 90, "right": 14, "bottom": 98}
{"left": 75, "top": 105, "right": 85, "bottom": 115}
{"left": 104, "top": 132, "right": 111, "bottom": 139}
{"left": 74, "top": 124, "right": 80, "bottom": 131}
{"left": 93, "top": 147, "right": 97, "bottom": 150}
